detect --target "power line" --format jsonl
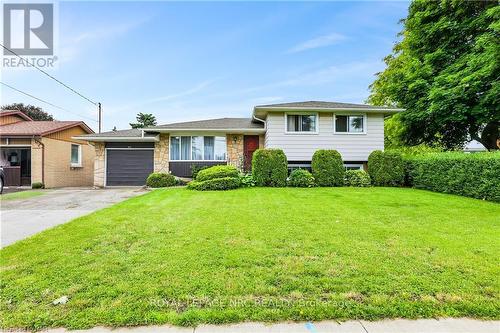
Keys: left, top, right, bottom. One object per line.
{"left": 1, "top": 81, "right": 98, "bottom": 123}
{"left": 1, "top": 43, "right": 98, "bottom": 106}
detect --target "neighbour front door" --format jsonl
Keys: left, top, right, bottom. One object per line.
{"left": 243, "top": 135, "right": 259, "bottom": 171}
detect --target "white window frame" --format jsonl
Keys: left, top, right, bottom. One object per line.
{"left": 333, "top": 113, "right": 367, "bottom": 135}
{"left": 344, "top": 163, "right": 364, "bottom": 170}
{"left": 70, "top": 144, "right": 82, "bottom": 167}
{"left": 169, "top": 135, "right": 227, "bottom": 162}
{"left": 284, "top": 112, "right": 319, "bottom": 134}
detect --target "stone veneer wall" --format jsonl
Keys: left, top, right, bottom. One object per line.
{"left": 154, "top": 133, "right": 169, "bottom": 173}
{"left": 226, "top": 134, "right": 244, "bottom": 171}
{"left": 93, "top": 142, "right": 105, "bottom": 187}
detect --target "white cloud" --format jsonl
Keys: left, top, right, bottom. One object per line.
{"left": 59, "top": 17, "right": 151, "bottom": 64}
{"left": 287, "top": 33, "right": 347, "bottom": 53}
{"left": 143, "top": 79, "right": 216, "bottom": 105}
{"left": 241, "top": 60, "right": 383, "bottom": 93}
{"left": 106, "top": 78, "right": 218, "bottom": 116}
{"left": 248, "top": 96, "right": 284, "bottom": 105}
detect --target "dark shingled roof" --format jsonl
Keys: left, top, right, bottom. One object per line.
{"left": 77, "top": 128, "right": 158, "bottom": 138}
{"left": 148, "top": 118, "right": 264, "bottom": 130}
{"left": 85, "top": 129, "right": 141, "bottom": 137}
{"left": 76, "top": 118, "right": 264, "bottom": 140}
{"left": 255, "top": 101, "right": 400, "bottom": 110}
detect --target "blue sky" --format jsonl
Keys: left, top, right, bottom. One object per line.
{"left": 1, "top": 1, "right": 409, "bottom": 132}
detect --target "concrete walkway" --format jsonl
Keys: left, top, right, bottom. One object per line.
{"left": 0, "top": 188, "right": 146, "bottom": 248}
{"left": 33, "top": 319, "right": 499, "bottom": 333}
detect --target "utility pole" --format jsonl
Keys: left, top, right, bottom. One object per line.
{"left": 98, "top": 102, "right": 102, "bottom": 133}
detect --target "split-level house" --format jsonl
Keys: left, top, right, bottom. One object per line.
{"left": 0, "top": 109, "right": 95, "bottom": 187}
{"left": 76, "top": 101, "right": 403, "bottom": 186}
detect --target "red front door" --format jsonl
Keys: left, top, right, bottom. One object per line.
{"left": 243, "top": 135, "right": 259, "bottom": 171}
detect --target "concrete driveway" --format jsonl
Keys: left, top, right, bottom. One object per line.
{"left": 0, "top": 188, "right": 147, "bottom": 248}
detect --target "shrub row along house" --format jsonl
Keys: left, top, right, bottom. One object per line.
{"left": 0, "top": 110, "right": 95, "bottom": 188}
{"left": 77, "top": 101, "right": 402, "bottom": 186}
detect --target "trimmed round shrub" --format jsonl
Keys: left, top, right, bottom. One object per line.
{"left": 31, "top": 182, "right": 44, "bottom": 189}
{"left": 196, "top": 165, "right": 239, "bottom": 181}
{"left": 368, "top": 150, "right": 405, "bottom": 186}
{"left": 252, "top": 149, "right": 288, "bottom": 187}
{"left": 344, "top": 170, "right": 371, "bottom": 187}
{"left": 191, "top": 165, "right": 210, "bottom": 179}
{"left": 311, "top": 150, "right": 345, "bottom": 186}
{"left": 146, "top": 172, "right": 177, "bottom": 188}
{"left": 187, "top": 177, "right": 241, "bottom": 191}
{"left": 287, "top": 169, "right": 315, "bottom": 187}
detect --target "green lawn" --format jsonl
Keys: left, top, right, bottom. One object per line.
{"left": 0, "top": 190, "right": 46, "bottom": 201}
{"left": 1, "top": 187, "right": 499, "bottom": 330}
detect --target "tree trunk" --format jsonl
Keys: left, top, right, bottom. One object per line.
{"left": 476, "top": 121, "right": 500, "bottom": 151}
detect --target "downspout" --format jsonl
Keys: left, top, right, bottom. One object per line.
{"left": 33, "top": 136, "right": 44, "bottom": 185}
{"left": 252, "top": 115, "right": 266, "bottom": 128}
{"left": 252, "top": 115, "right": 267, "bottom": 151}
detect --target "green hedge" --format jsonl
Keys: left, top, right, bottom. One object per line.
{"left": 344, "top": 170, "right": 371, "bottom": 187}
{"left": 311, "top": 150, "right": 344, "bottom": 186}
{"left": 252, "top": 149, "right": 288, "bottom": 187}
{"left": 146, "top": 173, "right": 177, "bottom": 188}
{"left": 288, "top": 169, "right": 315, "bottom": 187}
{"left": 367, "top": 150, "right": 405, "bottom": 186}
{"left": 406, "top": 152, "right": 500, "bottom": 202}
{"left": 187, "top": 177, "right": 241, "bottom": 191}
{"left": 196, "top": 165, "right": 239, "bottom": 182}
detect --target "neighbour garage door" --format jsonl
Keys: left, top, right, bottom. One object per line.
{"left": 106, "top": 149, "right": 154, "bottom": 186}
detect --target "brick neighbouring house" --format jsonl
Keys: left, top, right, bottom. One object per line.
{"left": 0, "top": 109, "right": 95, "bottom": 188}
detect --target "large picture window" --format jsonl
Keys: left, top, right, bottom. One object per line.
{"left": 170, "top": 136, "right": 227, "bottom": 161}
{"left": 335, "top": 115, "right": 365, "bottom": 133}
{"left": 286, "top": 114, "right": 317, "bottom": 133}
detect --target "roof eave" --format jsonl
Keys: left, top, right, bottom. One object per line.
{"left": 72, "top": 135, "right": 159, "bottom": 142}
{"left": 143, "top": 128, "right": 266, "bottom": 134}
{"left": 0, "top": 134, "right": 41, "bottom": 138}
{"left": 253, "top": 106, "right": 405, "bottom": 118}
{"left": 0, "top": 110, "right": 33, "bottom": 121}
{"left": 40, "top": 121, "right": 95, "bottom": 137}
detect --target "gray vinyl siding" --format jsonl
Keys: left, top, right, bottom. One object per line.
{"left": 264, "top": 112, "right": 384, "bottom": 161}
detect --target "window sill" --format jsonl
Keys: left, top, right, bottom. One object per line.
{"left": 169, "top": 160, "right": 228, "bottom": 162}
{"left": 70, "top": 164, "right": 82, "bottom": 168}
{"left": 284, "top": 132, "right": 319, "bottom": 135}
{"left": 333, "top": 132, "right": 367, "bottom": 135}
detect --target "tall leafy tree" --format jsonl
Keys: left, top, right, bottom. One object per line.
{"left": 130, "top": 113, "right": 157, "bottom": 129}
{"left": 2, "top": 103, "right": 54, "bottom": 121}
{"left": 369, "top": 0, "right": 499, "bottom": 150}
